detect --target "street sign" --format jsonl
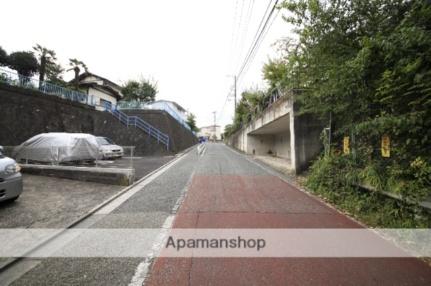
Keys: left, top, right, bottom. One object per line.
{"left": 381, "top": 135, "right": 390, "bottom": 157}
{"left": 343, "top": 136, "right": 350, "bottom": 155}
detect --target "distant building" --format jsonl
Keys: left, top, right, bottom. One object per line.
{"left": 117, "top": 99, "right": 192, "bottom": 131}
{"left": 198, "top": 125, "right": 221, "bottom": 141}
{"left": 144, "top": 100, "right": 188, "bottom": 122}
{"left": 75, "top": 72, "right": 123, "bottom": 110}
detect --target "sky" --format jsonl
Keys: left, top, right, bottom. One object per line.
{"left": 0, "top": 0, "right": 293, "bottom": 129}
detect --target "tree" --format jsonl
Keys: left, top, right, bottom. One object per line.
{"left": 276, "top": 0, "right": 431, "bottom": 201}
{"left": 68, "top": 58, "right": 88, "bottom": 90}
{"left": 186, "top": 113, "right": 199, "bottom": 133}
{"left": 33, "top": 44, "right": 58, "bottom": 82}
{"left": 231, "top": 89, "right": 266, "bottom": 132}
{"left": 0, "top": 46, "right": 8, "bottom": 66}
{"left": 263, "top": 58, "right": 288, "bottom": 89}
{"left": 46, "top": 63, "right": 66, "bottom": 86}
{"left": 8, "top": 51, "right": 39, "bottom": 79}
{"left": 122, "top": 79, "right": 158, "bottom": 102}
{"left": 224, "top": 124, "right": 234, "bottom": 138}
{"left": 279, "top": 0, "right": 416, "bottom": 123}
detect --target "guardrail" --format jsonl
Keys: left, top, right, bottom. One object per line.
{"left": 0, "top": 68, "right": 94, "bottom": 106}
{"left": 105, "top": 104, "right": 169, "bottom": 150}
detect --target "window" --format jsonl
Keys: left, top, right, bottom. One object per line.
{"left": 100, "top": 99, "right": 112, "bottom": 109}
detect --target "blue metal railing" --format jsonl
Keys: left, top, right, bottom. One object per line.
{"left": 117, "top": 100, "right": 192, "bottom": 132}
{"left": 0, "top": 67, "right": 94, "bottom": 106}
{"left": 104, "top": 103, "right": 170, "bottom": 150}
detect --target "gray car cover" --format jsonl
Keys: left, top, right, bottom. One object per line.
{"left": 13, "top": 133, "right": 100, "bottom": 164}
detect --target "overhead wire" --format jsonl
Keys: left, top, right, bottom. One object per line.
{"left": 236, "top": 0, "right": 279, "bottom": 82}
{"left": 219, "top": 0, "right": 250, "bottom": 125}
{"left": 238, "top": 6, "right": 280, "bottom": 85}
{"left": 236, "top": 0, "right": 255, "bottom": 67}
{"left": 220, "top": 0, "right": 279, "bottom": 126}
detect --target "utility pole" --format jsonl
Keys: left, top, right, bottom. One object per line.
{"left": 213, "top": 111, "right": 216, "bottom": 131}
{"left": 212, "top": 111, "right": 217, "bottom": 141}
{"left": 227, "top": 75, "right": 238, "bottom": 110}
{"left": 234, "top": 75, "right": 237, "bottom": 111}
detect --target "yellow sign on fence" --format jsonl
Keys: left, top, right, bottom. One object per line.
{"left": 343, "top": 136, "right": 350, "bottom": 155}
{"left": 381, "top": 135, "right": 390, "bottom": 157}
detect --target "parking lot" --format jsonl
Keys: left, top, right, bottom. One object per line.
{"left": 0, "top": 156, "right": 174, "bottom": 229}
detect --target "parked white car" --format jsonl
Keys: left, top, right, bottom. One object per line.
{"left": 13, "top": 133, "right": 100, "bottom": 164}
{"left": 0, "top": 146, "right": 23, "bottom": 202}
{"left": 96, "top": 137, "right": 124, "bottom": 159}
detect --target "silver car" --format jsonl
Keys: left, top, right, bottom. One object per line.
{"left": 96, "top": 137, "right": 124, "bottom": 159}
{"left": 0, "top": 146, "right": 23, "bottom": 202}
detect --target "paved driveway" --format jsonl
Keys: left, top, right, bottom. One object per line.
{"left": 0, "top": 156, "right": 175, "bottom": 229}
{"left": 0, "top": 175, "right": 122, "bottom": 229}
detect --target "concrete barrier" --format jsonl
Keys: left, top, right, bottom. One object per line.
{"left": 21, "top": 164, "right": 135, "bottom": 186}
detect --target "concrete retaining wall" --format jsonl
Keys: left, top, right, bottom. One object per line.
{"left": 292, "top": 109, "right": 324, "bottom": 172}
{"left": 122, "top": 109, "right": 198, "bottom": 153}
{"left": 0, "top": 84, "right": 196, "bottom": 155}
{"left": 226, "top": 95, "right": 324, "bottom": 173}
{"left": 21, "top": 164, "right": 134, "bottom": 186}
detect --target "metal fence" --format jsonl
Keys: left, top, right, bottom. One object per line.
{"left": 0, "top": 68, "right": 94, "bottom": 106}
{"left": 117, "top": 100, "right": 192, "bottom": 131}
{"left": 103, "top": 102, "right": 170, "bottom": 150}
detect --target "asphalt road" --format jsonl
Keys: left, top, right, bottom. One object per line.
{"left": 1, "top": 143, "right": 431, "bottom": 285}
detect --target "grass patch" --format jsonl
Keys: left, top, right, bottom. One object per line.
{"left": 305, "top": 154, "right": 431, "bottom": 228}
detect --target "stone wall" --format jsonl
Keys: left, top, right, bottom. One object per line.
{"left": 0, "top": 83, "right": 196, "bottom": 155}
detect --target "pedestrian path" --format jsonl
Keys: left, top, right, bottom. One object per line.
{"left": 146, "top": 143, "right": 431, "bottom": 286}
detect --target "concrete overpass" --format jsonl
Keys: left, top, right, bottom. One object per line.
{"left": 226, "top": 93, "right": 323, "bottom": 174}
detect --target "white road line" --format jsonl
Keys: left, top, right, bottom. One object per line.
{"left": 128, "top": 216, "right": 175, "bottom": 286}
{"left": 129, "top": 171, "right": 195, "bottom": 286}
{"left": 197, "top": 143, "right": 208, "bottom": 157}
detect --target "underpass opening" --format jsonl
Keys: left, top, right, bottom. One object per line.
{"left": 247, "top": 114, "right": 293, "bottom": 171}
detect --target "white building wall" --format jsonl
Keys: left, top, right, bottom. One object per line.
{"left": 146, "top": 101, "right": 188, "bottom": 122}
{"left": 87, "top": 87, "right": 118, "bottom": 111}
{"left": 199, "top": 126, "right": 222, "bottom": 140}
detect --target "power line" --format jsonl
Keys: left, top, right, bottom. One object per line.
{"left": 235, "top": 0, "right": 246, "bottom": 50}
{"left": 228, "top": 0, "right": 240, "bottom": 72}
{"left": 237, "top": 0, "right": 278, "bottom": 80}
{"left": 236, "top": 0, "right": 279, "bottom": 81}
{"left": 236, "top": 0, "right": 273, "bottom": 78}
{"left": 236, "top": 0, "right": 255, "bottom": 68}
{"left": 217, "top": 85, "right": 234, "bottom": 125}
{"left": 238, "top": 8, "right": 279, "bottom": 83}
{"left": 222, "top": 0, "right": 277, "bottom": 127}
{"left": 230, "top": 0, "right": 246, "bottom": 72}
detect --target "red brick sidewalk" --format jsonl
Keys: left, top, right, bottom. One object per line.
{"left": 146, "top": 174, "right": 431, "bottom": 285}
